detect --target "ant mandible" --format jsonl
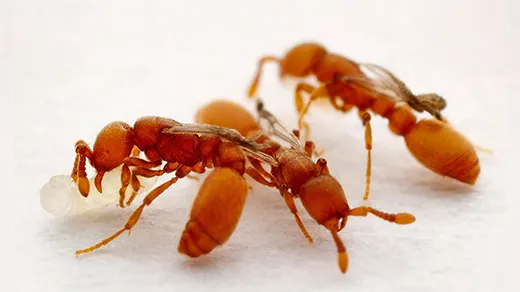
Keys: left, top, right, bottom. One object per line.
{"left": 246, "top": 42, "right": 480, "bottom": 185}
{"left": 195, "top": 98, "right": 416, "bottom": 273}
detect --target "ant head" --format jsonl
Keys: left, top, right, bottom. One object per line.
{"left": 298, "top": 173, "right": 351, "bottom": 273}
{"left": 298, "top": 174, "right": 350, "bottom": 232}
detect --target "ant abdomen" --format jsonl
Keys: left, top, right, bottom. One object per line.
{"left": 404, "top": 119, "right": 480, "bottom": 184}
{"left": 178, "top": 167, "right": 249, "bottom": 257}
{"left": 195, "top": 99, "right": 259, "bottom": 137}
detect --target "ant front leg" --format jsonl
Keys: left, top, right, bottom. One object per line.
{"left": 72, "top": 140, "right": 94, "bottom": 197}
{"left": 280, "top": 185, "right": 313, "bottom": 243}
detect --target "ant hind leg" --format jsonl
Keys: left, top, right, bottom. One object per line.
{"left": 75, "top": 174, "right": 180, "bottom": 255}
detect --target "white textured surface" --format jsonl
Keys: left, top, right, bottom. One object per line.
{"left": 5, "top": 0, "right": 518, "bottom": 291}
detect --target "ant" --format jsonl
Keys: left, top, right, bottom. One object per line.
{"left": 195, "top": 99, "right": 416, "bottom": 273}
{"left": 71, "top": 116, "right": 282, "bottom": 257}
{"left": 246, "top": 41, "right": 481, "bottom": 185}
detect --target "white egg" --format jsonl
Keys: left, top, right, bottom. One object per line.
{"left": 40, "top": 165, "right": 159, "bottom": 217}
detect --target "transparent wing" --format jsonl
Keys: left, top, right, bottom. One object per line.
{"left": 336, "top": 62, "right": 414, "bottom": 104}
{"left": 338, "top": 63, "right": 447, "bottom": 120}
{"left": 162, "top": 124, "right": 279, "bottom": 166}
{"left": 255, "top": 100, "right": 303, "bottom": 151}
{"left": 361, "top": 63, "right": 446, "bottom": 119}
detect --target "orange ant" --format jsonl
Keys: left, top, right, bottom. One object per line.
{"left": 195, "top": 99, "right": 416, "bottom": 273}
{"left": 246, "top": 42, "right": 481, "bottom": 185}
{"left": 71, "top": 116, "right": 281, "bottom": 257}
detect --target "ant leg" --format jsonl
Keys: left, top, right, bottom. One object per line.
{"left": 297, "top": 84, "right": 329, "bottom": 140}
{"left": 329, "top": 95, "right": 354, "bottom": 113}
{"left": 246, "top": 167, "right": 277, "bottom": 188}
{"left": 347, "top": 206, "right": 415, "bottom": 225}
{"left": 126, "top": 173, "right": 140, "bottom": 206}
{"left": 247, "top": 56, "right": 280, "bottom": 98}
{"left": 295, "top": 82, "right": 319, "bottom": 141}
{"left": 188, "top": 162, "right": 206, "bottom": 177}
{"left": 184, "top": 162, "right": 206, "bottom": 182}
{"left": 304, "top": 140, "right": 325, "bottom": 158}
{"left": 176, "top": 165, "right": 196, "bottom": 178}
{"left": 361, "top": 113, "right": 373, "bottom": 201}
{"left": 125, "top": 162, "right": 180, "bottom": 206}
{"left": 295, "top": 82, "right": 317, "bottom": 113}
{"left": 75, "top": 175, "right": 180, "bottom": 255}
{"left": 315, "top": 158, "right": 330, "bottom": 175}
{"left": 356, "top": 109, "right": 368, "bottom": 123}
{"left": 281, "top": 185, "right": 313, "bottom": 243}
{"left": 303, "top": 141, "right": 313, "bottom": 157}
{"left": 292, "top": 129, "right": 302, "bottom": 144}
{"left": 119, "top": 157, "right": 165, "bottom": 208}
{"left": 73, "top": 140, "right": 94, "bottom": 197}
{"left": 125, "top": 157, "right": 163, "bottom": 169}
{"left": 294, "top": 129, "right": 324, "bottom": 157}
{"left": 250, "top": 158, "right": 275, "bottom": 181}
{"left": 131, "top": 146, "right": 141, "bottom": 157}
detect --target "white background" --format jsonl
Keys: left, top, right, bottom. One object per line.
{"left": 3, "top": 0, "right": 518, "bottom": 291}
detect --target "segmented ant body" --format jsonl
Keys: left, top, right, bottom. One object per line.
{"left": 72, "top": 116, "right": 279, "bottom": 257}
{"left": 246, "top": 42, "right": 480, "bottom": 185}
{"left": 195, "top": 99, "right": 416, "bottom": 273}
